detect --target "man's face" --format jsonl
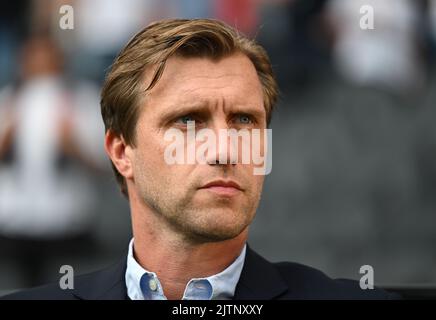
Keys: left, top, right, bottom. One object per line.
{"left": 127, "top": 53, "right": 267, "bottom": 244}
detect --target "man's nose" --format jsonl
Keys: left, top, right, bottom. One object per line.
{"left": 204, "top": 121, "right": 238, "bottom": 166}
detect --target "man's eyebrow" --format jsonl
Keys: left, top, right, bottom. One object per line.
{"left": 160, "top": 103, "right": 266, "bottom": 121}
{"left": 231, "top": 106, "right": 266, "bottom": 119}
{"left": 159, "top": 104, "right": 209, "bottom": 120}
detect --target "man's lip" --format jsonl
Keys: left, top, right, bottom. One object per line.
{"left": 200, "top": 180, "right": 243, "bottom": 191}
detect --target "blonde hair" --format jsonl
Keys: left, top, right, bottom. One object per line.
{"left": 101, "top": 18, "right": 278, "bottom": 197}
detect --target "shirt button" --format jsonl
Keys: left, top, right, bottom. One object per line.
{"left": 195, "top": 282, "right": 205, "bottom": 290}
{"left": 149, "top": 278, "right": 158, "bottom": 291}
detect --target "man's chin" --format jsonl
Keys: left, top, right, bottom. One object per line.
{"left": 167, "top": 205, "right": 254, "bottom": 244}
{"left": 183, "top": 222, "right": 248, "bottom": 244}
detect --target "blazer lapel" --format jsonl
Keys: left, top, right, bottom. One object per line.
{"left": 233, "top": 245, "right": 288, "bottom": 300}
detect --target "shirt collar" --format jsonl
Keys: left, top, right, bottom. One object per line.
{"left": 125, "top": 238, "right": 246, "bottom": 300}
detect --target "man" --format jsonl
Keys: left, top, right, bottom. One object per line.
{"left": 2, "top": 19, "right": 398, "bottom": 300}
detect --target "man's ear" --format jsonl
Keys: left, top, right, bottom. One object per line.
{"left": 104, "top": 131, "right": 134, "bottom": 180}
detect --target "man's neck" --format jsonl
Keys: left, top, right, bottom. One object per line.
{"left": 129, "top": 199, "right": 247, "bottom": 300}
{"left": 133, "top": 234, "right": 246, "bottom": 299}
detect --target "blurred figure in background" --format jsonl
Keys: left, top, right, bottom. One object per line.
{"left": 326, "top": 0, "right": 426, "bottom": 94}
{"left": 66, "top": 0, "right": 152, "bottom": 82}
{"left": 0, "top": 35, "right": 106, "bottom": 287}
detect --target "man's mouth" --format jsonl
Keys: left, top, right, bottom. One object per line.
{"left": 199, "top": 179, "right": 243, "bottom": 197}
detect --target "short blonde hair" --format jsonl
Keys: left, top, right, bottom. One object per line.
{"left": 101, "top": 18, "right": 278, "bottom": 197}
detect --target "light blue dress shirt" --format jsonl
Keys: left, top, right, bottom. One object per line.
{"left": 125, "top": 239, "right": 246, "bottom": 300}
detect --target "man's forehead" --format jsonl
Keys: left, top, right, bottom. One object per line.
{"left": 142, "top": 53, "right": 263, "bottom": 99}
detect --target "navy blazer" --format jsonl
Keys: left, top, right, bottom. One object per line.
{"left": 1, "top": 245, "right": 400, "bottom": 300}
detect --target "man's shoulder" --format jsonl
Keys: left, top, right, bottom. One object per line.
{"left": 1, "top": 260, "right": 128, "bottom": 300}
{"left": 271, "top": 260, "right": 399, "bottom": 300}
{"left": 234, "top": 246, "right": 401, "bottom": 300}
{"left": 1, "top": 270, "right": 101, "bottom": 300}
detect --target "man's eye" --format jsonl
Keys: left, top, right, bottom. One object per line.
{"left": 175, "top": 115, "right": 196, "bottom": 124}
{"left": 236, "top": 114, "right": 253, "bottom": 124}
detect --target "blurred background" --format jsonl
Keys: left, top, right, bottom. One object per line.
{"left": 1, "top": 0, "right": 436, "bottom": 296}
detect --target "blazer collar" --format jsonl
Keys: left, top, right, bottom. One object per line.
{"left": 233, "top": 245, "right": 289, "bottom": 300}
{"left": 72, "top": 244, "right": 288, "bottom": 300}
